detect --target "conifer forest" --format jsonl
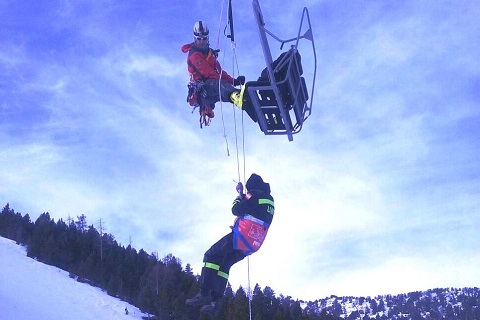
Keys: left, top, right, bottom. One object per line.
{"left": 1, "top": 204, "right": 479, "bottom": 320}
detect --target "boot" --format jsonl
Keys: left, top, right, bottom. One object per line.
{"left": 185, "top": 265, "right": 217, "bottom": 307}
{"left": 200, "top": 301, "right": 219, "bottom": 314}
{"left": 202, "top": 104, "right": 214, "bottom": 118}
{"left": 186, "top": 293, "right": 211, "bottom": 307}
{"left": 230, "top": 86, "right": 246, "bottom": 109}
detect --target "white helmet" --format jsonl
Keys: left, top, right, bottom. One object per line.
{"left": 193, "top": 21, "right": 209, "bottom": 39}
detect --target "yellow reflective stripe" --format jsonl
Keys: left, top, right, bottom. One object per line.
{"left": 204, "top": 262, "right": 220, "bottom": 271}
{"left": 217, "top": 271, "right": 229, "bottom": 280}
{"left": 258, "top": 198, "right": 274, "bottom": 207}
{"left": 204, "top": 262, "right": 229, "bottom": 279}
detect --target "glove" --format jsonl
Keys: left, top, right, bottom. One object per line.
{"left": 236, "top": 182, "right": 244, "bottom": 194}
{"left": 233, "top": 76, "right": 245, "bottom": 86}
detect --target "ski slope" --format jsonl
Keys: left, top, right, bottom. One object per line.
{"left": 0, "top": 236, "right": 149, "bottom": 320}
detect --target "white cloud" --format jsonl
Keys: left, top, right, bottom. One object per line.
{"left": 123, "top": 54, "right": 184, "bottom": 78}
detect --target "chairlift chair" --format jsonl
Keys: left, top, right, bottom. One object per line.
{"left": 242, "top": 0, "right": 317, "bottom": 141}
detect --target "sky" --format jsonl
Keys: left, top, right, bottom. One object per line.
{"left": 1, "top": 0, "right": 479, "bottom": 302}
{"left": 0, "top": 236, "right": 147, "bottom": 319}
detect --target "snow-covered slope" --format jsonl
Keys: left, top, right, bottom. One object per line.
{"left": 0, "top": 236, "right": 148, "bottom": 320}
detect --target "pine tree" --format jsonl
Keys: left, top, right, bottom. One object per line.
{"left": 231, "top": 287, "right": 250, "bottom": 320}
{"left": 75, "top": 214, "right": 87, "bottom": 232}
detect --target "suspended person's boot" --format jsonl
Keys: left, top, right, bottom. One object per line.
{"left": 185, "top": 263, "right": 217, "bottom": 306}
{"left": 230, "top": 86, "right": 246, "bottom": 109}
{"left": 185, "top": 262, "right": 220, "bottom": 307}
{"left": 186, "top": 293, "right": 211, "bottom": 307}
{"left": 199, "top": 267, "right": 228, "bottom": 313}
{"left": 200, "top": 301, "right": 220, "bottom": 315}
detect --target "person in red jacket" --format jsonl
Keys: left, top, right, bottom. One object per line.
{"left": 181, "top": 21, "right": 246, "bottom": 119}
{"left": 186, "top": 173, "right": 274, "bottom": 314}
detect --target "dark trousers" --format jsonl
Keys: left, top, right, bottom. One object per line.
{"left": 201, "top": 232, "right": 246, "bottom": 300}
{"left": 202, "top": 79, "right": 237, "bottom": 105}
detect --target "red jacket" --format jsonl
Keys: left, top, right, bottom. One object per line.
{"left": 181, "top": 43, "right": 234, "bottom": 83}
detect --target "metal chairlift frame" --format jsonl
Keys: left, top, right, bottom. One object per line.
{"left": 246, "top": 0, "right": 317, "bottom": 141}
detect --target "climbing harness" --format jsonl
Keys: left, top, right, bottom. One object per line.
{"left": 232, "top": 214, "right": 270, "bottom": 255}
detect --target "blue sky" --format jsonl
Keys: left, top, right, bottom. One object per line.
{"left": 1, "top": 0, "right": 479, "bottom": 301}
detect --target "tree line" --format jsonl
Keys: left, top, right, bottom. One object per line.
{"left": 0, "top": 204, "right": 336, "bottom": 320}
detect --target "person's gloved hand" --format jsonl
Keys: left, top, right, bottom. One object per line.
{"left": 233, "top": 76, "right": 245, "bottom": 86}
{"left": 236, "top": 182, "right": 244, "bottom": 194}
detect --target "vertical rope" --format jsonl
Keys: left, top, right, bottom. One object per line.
{"left": 231, "top": 44, "right": 247, "bottom": 184}
{"left": 215, "top": 0, "right": 226, "bottom": 49}
{"left": 241, "top": 93, "right": 246, "bottom": 183}
{"left": 247, "top": 256, "right": 252, "bottom": 320}
{"left": 219, "top": 44, "right": 231, "bottom": 157}
{"left": 228, "top": 9, "right": 251, "bottom": 319}
{"left": 230, "top": 39, "right": 251, "bottom": 320}
{"left": 216, "top": 0, "right": 231, "bottom": 156}
{"left": 232, "top": 104, "right": 241, "bottom": 183}
{"left": 217, "top": 3, "right": 251, "bottom": 319}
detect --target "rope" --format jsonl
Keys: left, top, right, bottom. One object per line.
{"left": 226, "top": 12, "right": 251, "bottom": 320}
{"left": 247, "top": 256, "right": 252, "bottom": 320}
{"left": 231, "top": 56, "right": 246, "bottom": 185}
{"left": 227, "top": 10, "right": 246, "bottom": 183}
{"left": 215, "top": 0, "right": 231, "bottom": 156}
{"left": 216, "top": 0, "right": 246, "bottom": 184}
{"left": 219, "top": 40, "right": 230, "bottom": 156}
{"left": 225, "top": 4, "right": 250, "bottom": 318}
{"left": 214, "top": 0, "right": 226, "bottom": 49}
{"left": 217, "top": 3, "right": 251, "bottom": 319}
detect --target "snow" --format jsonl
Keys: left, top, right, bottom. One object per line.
{"left": 0, "top": 236, "right": 149, "bottom": 320}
